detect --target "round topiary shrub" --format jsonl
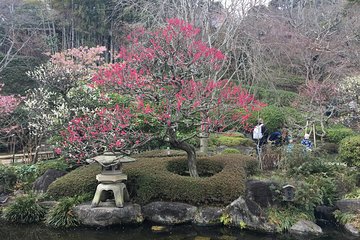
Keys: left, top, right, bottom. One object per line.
{"left": 46, "top": 153, "right": 257, "bottom": 206}
{"left": 222, "top": 148, "right": 241, "bottom": 154}
{"left": 249, "top": 105, "right": 286, "bottom": 133}
{"left": 125, "top": 154, "right": 256, "bottom": 206}
{"left": 47, "top": 164, "right": 101, "bottom": 199}
{"left": 167, "top": 159, "right": 224, "bottom": 177}
{"left": 326, "top": 125, "right": 355, "bottom": 143}
{"left": 132, "top": 149, "right": 186, "bottom": 158}
{"left": 339, "top": 135, "right": 360, "bottom": 167}
{"left": 209, "top": 133, "right": 253, "bottom": 147}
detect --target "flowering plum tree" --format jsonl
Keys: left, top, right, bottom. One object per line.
{"left": 60, "top": 104, "right": 153, "bottom": 165}
{"left": 23, "top": 46, "right": 107, "bottom": 162}
{"left": 0, "top": 84, "right": 21, "bottom": 116}
{"left": 27, "top": 46, "right": 107, "bottom": 97}
{"left": 0, "top": 83, "right": 22, "bottom": 151}
{"left": 63, "top": 19, "right": 264, "bottom": 176}
{"left": 25, "top": 46, "right": 107, "bottom": 133}
{"left": 338, "top": 76, "right": 360, "bottom": 106}
{"left": 0, "top": 84, "right": 22, "bottom": 139}
{"left": 296, "top": 80, "right": 339, "bottom": 139}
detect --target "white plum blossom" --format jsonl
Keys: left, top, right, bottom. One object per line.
{"left": 24, "top": 88, "right": 70, "bottom": 136}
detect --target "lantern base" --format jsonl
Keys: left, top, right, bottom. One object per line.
{"left": 91, "top": 182, "right": 129, "bottom": 208}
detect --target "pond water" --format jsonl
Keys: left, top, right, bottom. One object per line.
{"left": 0, "top": 223, "right": 357, "bottom": 240}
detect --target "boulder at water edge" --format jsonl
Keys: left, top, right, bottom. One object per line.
{"left": 289, "top": 220, "right": 323, "bottom": 236}
{"left": 193, "top": 206, "right": 224, "bottom": 226}
{"left": 142, "top": 201, "right": 197, "bottom": 225}
{"left": 73, "top": 203, "right": 143, "bottom": 227}
{"left": 344, "top": 223, "right": 360, "bottom": 236}
{"left": 224, "top": 196, "right": 276, "bottom": 233}
{"left": 335, "top": 199, "right": 360, "bottom": 213}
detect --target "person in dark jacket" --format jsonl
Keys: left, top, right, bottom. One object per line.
{"left": 268, "top": 131, "right": 282, "bottom": 146}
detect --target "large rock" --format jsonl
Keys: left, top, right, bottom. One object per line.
{"left": 33, "top": 169, "right": 67, "bottom": 193}
{"left": 193, "top": 206, "right": 223, "bottom": 226}
{"left": 344, "top": 223, "right": 360, "bottom": 236}
{"left": 73, "top": 203, "right": 143, "bottom": 227}
{"left": 0, "top": 193, "right": 9, "bottom": 204}
{"left": 314, "top": 205, "right": 337, "bottom": 224}
{"left": 245, "top": 180, "right": 279, "bottom": 208}
{"left": 289, "top": 220, "right": 323, "bottom": 235}
{"left": 335, "top": 199, "right": 360, "bottom": 213}
{"left": 142, "top": 202, "right": 197, "bottom": 225}
{"left": 225, "top": 196, "right": 276, "bottom": 233}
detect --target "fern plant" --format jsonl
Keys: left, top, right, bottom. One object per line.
{"left": 45, "top": 194, "right": 89, "bottom": 228}
{"left": 267, "top": 206, "right": 314, "bottom": 232}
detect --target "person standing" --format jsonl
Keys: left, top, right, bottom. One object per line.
{"left": 253, "top": 119, "right": 268, "bottom": 144}
{"left": 253, "top": 118, "right": 268, "bottom": 169}
{"left": 281, "top": 127, "right": 290, "bottom": 145}
{"left": 268, "top": 131, "right": 282, "bottom": 146}
{"left": 253, "top": 118, "right": 268, "bottom": 150}
{"left": 301, "top": 133, "right": 313, "bottom": 151}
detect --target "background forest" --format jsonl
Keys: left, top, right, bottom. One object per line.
{"left": 0, "top": 0, "right": 359, "bottom": 156}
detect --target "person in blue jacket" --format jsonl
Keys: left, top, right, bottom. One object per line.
{"left": 301, "top": 133, "right": 313, "bottom": 151}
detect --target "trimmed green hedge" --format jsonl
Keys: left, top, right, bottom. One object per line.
{"left": 47, "top": 164, "right": 101, "bottom": 199}
{"left": 132, "top": 149, "right": 187, "bottom": 158}
{"left": 326, "top": 126, "right": 355, "bottom": 143}
{"left": 125, "top": 155, "right": 254, "bottom": 205}
{"left": 222, "top": 148, "right": 241, "bottom": 154}
{"left": 47, "top": 154, "right": 257, "bottom": 206}
{"left": 167, "top": 158, "right": 224, "bottom": 177}
{"left": 339, "top": 135, "right": 360, "bottom": 167}
{"left": 209, "top": 133, "right": 253, "bottom": 147}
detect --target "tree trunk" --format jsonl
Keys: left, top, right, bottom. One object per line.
{"left": 33, "top": 145, "right": 40, "bottom": 164}
{"left": 168, "top": 127, "right": 199, "bottom": 177}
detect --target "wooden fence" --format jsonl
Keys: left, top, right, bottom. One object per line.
{"left": 0, "top": 151, "right": 55, "bottom": 165}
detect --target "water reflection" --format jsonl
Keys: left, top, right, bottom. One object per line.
{"left": 0, "top": 222, "right": 355, "bottom": 240}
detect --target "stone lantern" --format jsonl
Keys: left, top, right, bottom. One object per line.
{"left": 90, "top": 152, "right": 135, "bottom": 208}
{"left": 282, "top": 184, "right": 296, "bottom": 202}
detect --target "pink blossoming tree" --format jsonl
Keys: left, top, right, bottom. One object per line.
{"left": 0, "top": 83, "right": 22, "bottom": 151}
{"left": 62, "top": 19, "right": 264, "bottom": 177}
{"left": 296, "top": 80, "right": 339, "bottom": 140}
{"left": 24, "top": 46, "right": 107, "bottom": 162}
{"left": 0, "top": 84, "right": 21, "bottom": 116}
{"left": 60, "top": 104, "right": 153, "bottom": 164}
